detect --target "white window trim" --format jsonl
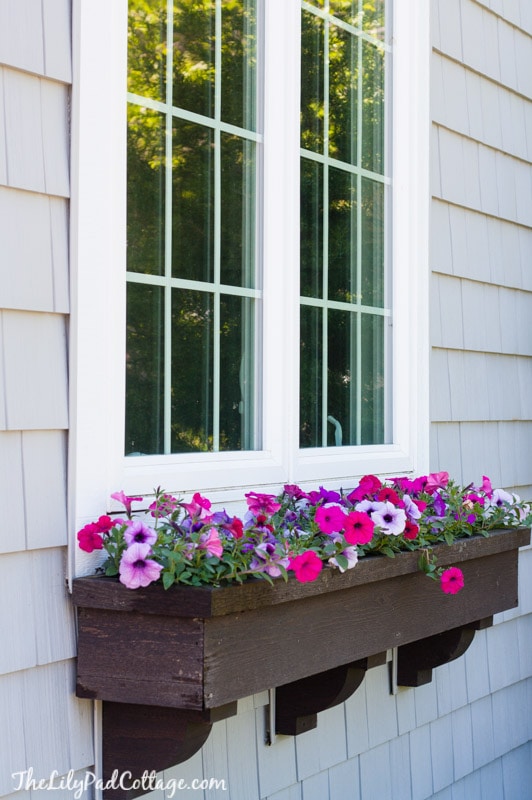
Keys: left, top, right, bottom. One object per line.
{"left": 69, "top": 0, "right": 430, "bottom": 559}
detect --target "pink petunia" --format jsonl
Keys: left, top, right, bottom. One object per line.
{"left": 110, "top": 490, "right": 143, "bottom": 516}
{"left": 198, "top": 527, "right": 224, "bottom": 558}
{"left": 346, "top": 474, "right": 382, "bottom": 503}
{"left": 119, "top": 543, "right": 163, "bottom": 589}
{"left": 181, "top": 492, "right": 212, "bottom": 520}
{"left": 314, "top": 503, "right": 347, "bottom": 534}
{"left": 481, "top": 475, "right": 493, "bottom": 498}
{"left": 440, "top": 567, "right": 464, "bottom": 595}
{"left": 425, "top": 471, "right": 449, "bottom": 493}
{"left": 343, "top": 511, "right": 374, "bottom": 545}
{"left": 290, "top": 550, "right": 323, "bottom": 583}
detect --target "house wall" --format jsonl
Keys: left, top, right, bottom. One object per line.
{"left": 0, "top": 1, "right": 531, "bottom": 800}
{"left": 0, "top": 2, "right": 93, "bottom": 798}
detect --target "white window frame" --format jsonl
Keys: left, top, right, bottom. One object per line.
{"left": 69, "top": 0, "right": 430, "bottom": 547}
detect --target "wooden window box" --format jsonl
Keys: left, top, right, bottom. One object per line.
{"left": 72, "top": 527, "right": 530, "bottom": 799}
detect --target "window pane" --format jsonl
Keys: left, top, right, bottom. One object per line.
{"left": 361, "top": 177, "right": 384, "bottom": 307}
{"left": 300, "top": 158, "right": 323, "bottom": 299}
{"left": 329, "top": 1, "right": 361, "bottom": 28}
{"left": 362, "top": 0, "right": 385, "bottom": 39}
{"left": 360, "top": 313, "right": 385, "bottom": 444}
{"left": 173, "top": 0, "right": 215, "bottom": 118}
{"left": 128, "top": 0, "right": 166, "bottom": 102}
{"left": 328, "top": 166, "right": 357, "bottom": 303}
{"left": 328, "top": 309, "right": 357, "bottom": 446}
{"left": 220, "top": 296, "right": 256, "bottom": 450}
{"left": 361, "top": 40, "right": 385, "bottom": 174}
{"left": 125, "top": 283, "right": 164, "bottom": 455}
{"left": 299, "top": 0, "right": 389, "bottom": 450}
{"left": 220, "top": 134, "right": 256, "bottom": 288}
{"left": 127, "top": 106, "right": 165, "bottom": 275}
{"left": 329, "top": 22, "right": 358, "bottom": 165}
{"left": 221, "top": 0, "right": 257, "bottom": 130}
{"left": 300, "top": 305, "right": 323, "bottom": 448}
{"left": 171, "top": 290, "right": 213, "bottom": 452}
{"left": 301, "top": 10, "right": 324, "bottom": 154}
{"left": 172, "top": 120, "right": 214, "bottom": 282}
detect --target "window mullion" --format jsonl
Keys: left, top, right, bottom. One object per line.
{"left": 164, "top": 1, "right": 174, "bottom": 455}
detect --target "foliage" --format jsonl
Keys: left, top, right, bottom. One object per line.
{"left": 77, "top": 472, "right": 532, "bottom": 593}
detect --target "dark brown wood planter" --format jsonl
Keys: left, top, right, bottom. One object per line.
{"left": 72, "top": 527, "right": 530, "bottom": 799}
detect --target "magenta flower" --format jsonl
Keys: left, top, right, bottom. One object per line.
{"left": 290, "top": 550, "right": 323, "bottom": 583}
{"left": 314, "top": 503, "right": 346, "bottom": 534}
{"left": 371, "top": 501, "right": 406, "bottom": 536}
{"left": 425, "top": 471, "right": 449, "bottom": 493}
{"left": 124, "top": 520, "right": 157, "bottom": 547}
{"left": 440, "top": 567, "right": 464, "bottom": 594}
{"left": 111, "top": 490, "right": 143, "bottom": 517}
{"left": 181, "top": 492, "right": 212, "bottom": 519}
{"left": 245, "top": 492, "right": 282, "bottom": 516}
{"left": 119, "top": 543, "right": 163, "bottom": 589}
{"left": 198, "top": 527, "right": 224, "bottom": 558}
{"left": 343, "top": 511, "right": 374, "bottom": 545}
{"left": 346, "top": 474, "right": 382, "bottom": 503}
{"left": 77, "top": 524, "right": 104, "bottom": 553}
{"left": 481, "top": 475, "right": 493, "bottom": 498}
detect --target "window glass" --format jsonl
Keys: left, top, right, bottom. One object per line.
{"left": 126, "top": 0, "right": 259, "bottom": 455}
{"left": 299, "top": 0, "right": 389, "bottom": 448}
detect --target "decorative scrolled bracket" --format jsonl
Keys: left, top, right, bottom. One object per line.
{"left": 274, "top": 652, "right": 387, "bottom": 735}
{"left": 396, "top": 617, "right": 493, "bottom": 687}
{"left": 100, "top": 701, "right": 237, "bottom": 800}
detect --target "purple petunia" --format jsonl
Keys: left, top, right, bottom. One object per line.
{"left": 371, "top": 501, "right": 407, "bottom": 536}
{"left": 119, "top": 543, "right": 163, "bottom": 589}
{"left": 123, "top": 520, "right": 158, "bottom": 547}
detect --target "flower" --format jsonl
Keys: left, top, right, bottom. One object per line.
{"left": 328, "top": 546, "right": 358, "bottom": 572}
{"left": 119, "top": 543, "right": 163, "bottom": 589}
{"left": 245, "top": 492, "right": 282, "bottom": 516}
{"left": 198, "top": 528, "right": 224, "bottom": 559}
{"left": 124, "top": 521, "right": 157, "bottom": 547}
{"left": 440, "top": 567, "right": 464, "bottom": 595}
{"left": 315, "top": 503, "right": 346, "bottom": 534}
{"left": 343, "top": 511, "right": 374, "bottom": 545}
{"left": 425, "top": 471, "right": 449, "bottom": 493}
{"left": 403, "top": 521, "right": 419, "bottom": 540}
{"left": 77, "top": 524, "right": 104, "bottom": 553}
{"left": 78, "top": 473, "right": 532, "bottom": 591}
{"left": 110, "top": 490, "right": 143, "bottom": 517}
{"left": 371, "top": 501, "right": 407, "bottom": 536}
{"left": 290, "top": 550, "right": 323, "bottom": 583}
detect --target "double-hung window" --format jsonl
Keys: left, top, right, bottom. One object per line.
{"left": 70, "top": 0, "right": 429, "bottom": 528}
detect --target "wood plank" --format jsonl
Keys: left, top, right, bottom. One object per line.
{"left": 438, "top": 0, "right": 463, "bottom": 61}
{"left": 75, "top": 608, "right": 205, "bottom": 709}
{"left": 72, "top": 529, "right": 530, "bottom": 617}
{"left": 0, "top": 431, "right": 25, "bottom": 553}
{"left": 0, "top": 673, "right": 28, "bottom": 796}
{"left": 42, "top": 0, "right": 72, "bottom": 82}
{"left": 2, "top": 311, "right": 68, "bottom": 430}
{"left": 203, "top": 550, "right": 521, "bottom": 707}
{"left": 0, "top": 187, "right": 55, "bottom": 312}
{"left": 23, "top": 430, "right": 68, "bottom": 549}
{"left": 50, "top": 197, "right": 70, "bottom": 312}
{"left": 0, "top": 0, "right": 44, "bottom": 77}
{"left": 0, "top": 551, "right": 38, "bottom": 674}
{"left": 0, "top": 69, "right": 7, "bottom": 185}
{"left": 41, "top": 80, "right": 70, "bottom": 198}
{"left": 3, "top": 69, "right": 45, "bottom": 193}
{"left": 31, "top": 547, "right": 76, "bottom": 664}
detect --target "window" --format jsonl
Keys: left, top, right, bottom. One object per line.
{"left": 69, "top": 0, "right": 429, "bottom": 527}
{"left": 126, "top": 1, "right": 260, "bottom": 455}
